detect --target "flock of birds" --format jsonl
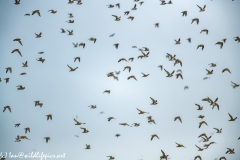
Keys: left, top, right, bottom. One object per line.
{"left": 1, "top": 0, "right": 240, "bottom": 160}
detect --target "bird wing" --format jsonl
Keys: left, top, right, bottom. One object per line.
{"left": 228, "top": 113, "right": 233, "bottom": 119}
{"left": 67, "top": 65, "right": 73, "bottom": 70}
{"left": 164, "top": 69, "right": 170, "bottom": 75}
{"left": 197, "top": 5, "right": 202, "bottom": 10}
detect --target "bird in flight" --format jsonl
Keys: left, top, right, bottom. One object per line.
{"left": 13, "top": 38, "right": 23, "bottom": 46}
{"left": 32, "top": 10, "right": 41, "bottom": 17}
{"left": 67, "top": 64, "right": 78, "bottom": 72}
{"left": 11, "top": 49, "right": 22, "bottom": 57}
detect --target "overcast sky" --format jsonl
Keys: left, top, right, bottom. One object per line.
{"left": 0, "top": 0, "right": 240, "bottom": 160}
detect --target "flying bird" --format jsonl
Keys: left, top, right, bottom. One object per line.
{"left": 3, "top": 106, "right": 11, "bottom": 113}
{"left": 192, "top": 18, "right": 199, "bottom": 24}
{"left": 181, "top": 11, "right": 187, "bottom": 16}
{"left": 32, "top": 10, "right": 41, "bottom": 17}
{"left": 228, "top": 113, "right": 237, "bottom": 121}
{"left": 197, "top": 4, "right": 206, "bottom": 12}
{"left": 151, "top": 134, "right": 159, "bottom": 141}
{"left": 11, "top": 49, "right": 22, "bottom": 57}
{"left": 13, "top": 38, "right": 23, "bottom": 46}
{"left": 67, "top": 64, "right": 78, "bottom": 72}
{"left": 174, "top": 116, "right": 182, "bottom": 123}
{"left": 35, "top": 32, "right": 42, "bottom": 38}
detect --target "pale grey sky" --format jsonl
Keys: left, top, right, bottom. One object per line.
{"left": 0, "top": 0, "right": 240, "bottom": 160}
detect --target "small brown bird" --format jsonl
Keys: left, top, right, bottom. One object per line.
{"left": 15, "top": 123, "right": 20, "bottom": 127}
{"left": 80, "top": 127, "right": 89, "bottom": 133}
{"left": 79, "top": 43, "right": 85, "bottom": 48}
{"left": 67, "top": 64, "right": 78, "bottom": 72}
{"left": 187, "top": 38, "right": 191, "bottom": 43}
{"left": 24, "top": 13, "right": 30, "bottom": 16}
{"left": 131, "top": 4, "right": 137, "bottom": 10}
{"left": 124, "top": 11, "right": 130, "bottom": 15}
{"left": 198, "top": 115, "right": 205, "bottom": 119}
{"left": 24, "top": 127, "right": 30, "bottom": 134}
{"left": 44, "top": 137, "right": 50, "bottom": 143}
{"left": 176, "top": 73, "right": 183, "bottom": 79}
{"left": 160, "top": 150, "right": 169, "bottom": 160}
{"left": 128, "top": 57, "right": 134, "bottom": 62}
{"left": 150, "top": 97, "right": 157, "bottom": 105}
{"left": 155, "top": 23, "right": 159, "bottom": 28}
{"left": 174, "top": 116, "right": 182, "bottom": 123}
{"left": 20, "top": 72, "right": 26, "bottom": 75}
{"left": 68, "top": 13, "right": 74, "bottom": 18}
{"left": 226, "top": 148, "right": 235, "bottom": 154}
{"left": 139, "top": 1, "right": 144, "bottom": 5}
{"left": 197, "top": 44, "right": 204, "bottom": 50}
{"left": 89, "top": 37, "right": 97, "bottom": 43}
{"left": 222, "top": 68, "right": 231, "bottom": 73}
{"left": 194, "top": 155, "right": 202, "bottom": 160}
{"left": 32, "top": 10, "right": 41, "bottom": 17}
{"left": 36, "top": 57, "right": 45, "bottom": 63}
{"left": 142, "top": 72, "right": 149, "bottom": 77}
{"left": 199, "top": 121, "right": 208, "bottom": 128}
{"left": 132, "top": 123, "right": 140, "bottom": 127}
{"left": 107, "top": 4, "right": 114, "bottom": 8}
{"left": 13, "top": 38, "right": 23, "bottom": 46}
{"left": 14, "top": 0, "right": 20, "bottom": 5}
{"left": 61, "top": 28, "right": 66, "bottom": 33}
{"left": 195, "top": 104, "right": 203, "bottom": 110}
{"left": 127, "top": 75, "right": 137, "bottom": 81}
{"left": 181, "top": 11, "right": 187, "bottom": 16}
{"left": 48, "top": 10, "right": 57, "bottom": 14}
{"left": 88, "top": 105, "right": 97, "bottom": 109}
{"left": 3, "top": 106, "right": 11, "bottom": 112}
{"left": 6, "top": 67, "right": 12, "bottom": 74}
{"left": 200, "top": 29, "right": 208, "bottom": 35}
{"left": 128, "top": 16, "right": 134, "bottom": 21}
{"left": 219, "top": 156, "right": 227, "bottom": 160}
{"left": 85, "top": 144, "right": 91, "bottom": 149}
{"left": 164, "top": 69, "right": 175, "bottom": 77}
{"left": 66, "top": 20, "right": 74, "bottom": 23}
{"left": 112, "top": 15, "right": 121, "bottom": 21}
{"left": 74, "top": 57, "right": 80, "bottom": 62}
{"left": 158, "top": 65, "right": 163, "bottom": 70}
{"left": 209, "top": 63, "right": 216, "bottom": 67}
{"left": 11, "top": 49, "right": 22, "bottom": 57}
{"left": 108, "top": 117, "right": 115, "bottom": 122}
{"left": 46, "top": 114, "right": 52, "bottom": 120}
{"left": 123, "top": 66, "right": 131, "bottom": 72}
{"left": 22, "top": 61, "right": 28, "bottom": 67}
{"left": 213, "top": 128, "right": 222, "bottom": 133}
{"left": 206, "top": 69, "right": 213, "bottom": 75}
{"left": 35, "top": 32, "right": 42, "bottom": 38}
{"left": 74, "top": 118, "right": 85, "bottom": 125}
{"left": 113, "top": 43, "right": 119, "bottom": 49}
{"left": 215, "top": 41, "right": 224, "bottom": 49}
{"left": 4, "top": 78, "right": 10, "bottom": 83}
{"left": 103, "top": 90, "right": 111, "bottom": 94}
{"left": 175, "top": 142, "right": 186, "bottom": 148}
{"left": 119, "top": 123, "right": 131, "bottom": 127}
{"left": 118, "top": 58, "right": 128, "bottom": 63}
{"left": 184, "top": 86, "right": 189, "bottom": 90}
{"left": 115, "top": 3, "right": 120, "bottom": 8}
{"left": 228, "top": 113, "right": 237, "bottom": 121}
{"left": 67, "top": 30, "right": 73, "bottom": 35}
{"left": 151, "top": 134, "right": 159, "bottom": 141}
{"left": 197, "top": 4, "right": 206, "bottom": 12}
{"left": 192, "top": 18, "right": 199, "bottom": 24}
{"left": 136, "top": 108, "right": 149, "bottom": 114}
{"left": 17, "top": 85, "right": 25, "bottom": 91}
{"left": 175, "top": 38, "right": 181, "bottom": 44}
{"left": 195, "top": 145, "right": 204, "bottom": 151}
{"left": 115, "top": 134, "right": 120, "bottom": 137}
{"left": 231, "top": 81, "right": 239, "bottom": 88}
